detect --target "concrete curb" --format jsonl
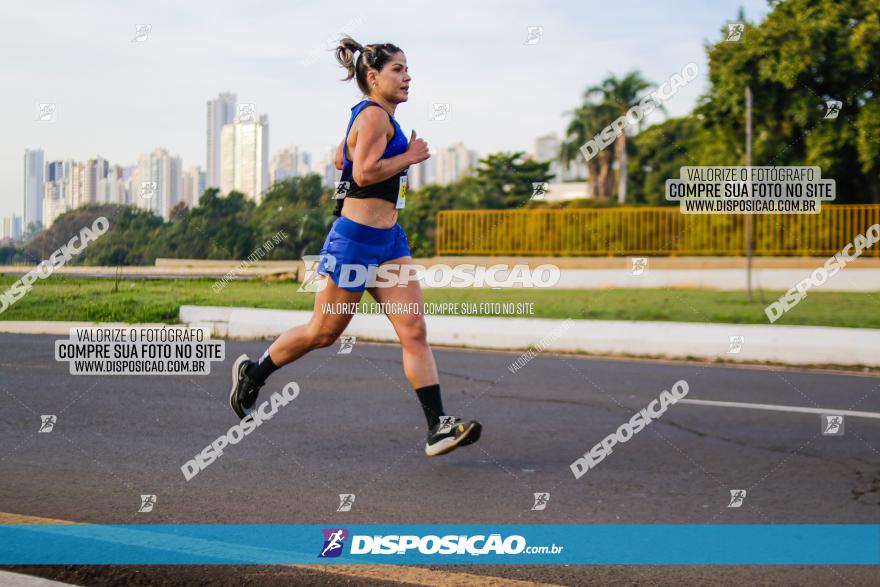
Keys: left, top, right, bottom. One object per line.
{"left": 5, "top": 262, "right": 880, "bottom": 291}
{"left": 178, "top": 305, "right": 880, "bottom": 367}
{"left": 0, "top": 321, "right": 172, "bottom": 335}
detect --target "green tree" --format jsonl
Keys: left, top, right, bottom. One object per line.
{"left": 629, "top": 117, "right": 704, "bottom": 204}
{"left": 474, "top": 152, "right": 554, "bottom": 209}
{"left": 24, "top": 204, "right": 161, "bottom": 266}
{"left": 22, "top": 221, "right": 43, "bottom": 243}
{"left": 84, "top": 205, "right": 164, "bottom": 265}
{"left": 253, "top": 174, "right": 333, "bottom": 258}
{"left": 0, "top": 244, "right": 27, "bottom": 265}
{"left": 697, "top": 0, "right": 880, "bottom": 201}
{"left": 398, "top": 176, "right": 489, "bottom": 256}
{"left": 155, "top": 188, "right": 257, "bottom": 260}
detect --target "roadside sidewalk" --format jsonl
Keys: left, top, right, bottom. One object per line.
{"left": 4, "top": 256, "right": 880, "bottom": 291}
{"left": 177, "top": 306, "right": 878, "bottom": 368}
{"left": 2, "top": 308, "right": 877, "bottom": 368}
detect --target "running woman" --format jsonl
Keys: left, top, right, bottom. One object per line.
{"left": 229, "top": 36, "right": 481, "bottom": 456}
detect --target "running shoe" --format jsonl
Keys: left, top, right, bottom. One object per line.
{"left": 229, "top": 354, "right": 264, "bottom": 419}
{"left": 425, "top": 416, "right": 482, "bottom": 456}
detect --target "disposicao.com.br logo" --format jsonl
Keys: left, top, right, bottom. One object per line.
{"left": 317, "top": 528, "right": 563, "bottom": 558}
{"left": 318, "top": 528, "right": 348, "bottom": 558}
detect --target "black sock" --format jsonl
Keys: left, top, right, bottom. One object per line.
{"left": 415, "top": 384, "right": 445, "bottom": 429}
{"left": 245, "top": 348, "right": 280, "bottom": 384}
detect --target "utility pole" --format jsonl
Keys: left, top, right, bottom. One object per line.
{"left": 745, "top": 86, "right": 753, "bottom": 302}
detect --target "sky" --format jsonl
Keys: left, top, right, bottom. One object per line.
{"left": 1, "top": 0, "right": 773, "bottom": 220}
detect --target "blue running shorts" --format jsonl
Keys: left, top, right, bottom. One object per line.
{"left": 316, "top": 216, "right": 412, "bottom": 292}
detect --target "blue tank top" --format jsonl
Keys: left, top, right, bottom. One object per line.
{"left": 334, "top": 100, "right": 409, "bottom": 216}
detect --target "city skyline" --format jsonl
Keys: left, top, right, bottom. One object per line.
{"left": 9, "top": 90, "right": 501, "bottom": 237}
{"left": 1, "top": 1, "right": 773, "bottom": 221}
{"left": 2, "top": 123, "right": 637, "bottom": 240}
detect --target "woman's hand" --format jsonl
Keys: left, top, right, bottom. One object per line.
{"left": 405, "top": 130, "right": 430, "bottom": 165}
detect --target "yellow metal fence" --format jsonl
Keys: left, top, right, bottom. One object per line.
{"left": 436, "top": 205, "right": 880, "bottom": 256}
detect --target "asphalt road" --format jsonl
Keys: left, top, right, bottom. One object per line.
{"left": 0, "top": 333, "right": 878, "bottom": 585}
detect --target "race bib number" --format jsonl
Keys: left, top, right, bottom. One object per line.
{"left": 396, "top": 175, "right": 407, "bottom": 209}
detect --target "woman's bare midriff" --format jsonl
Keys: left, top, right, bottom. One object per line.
{"left": 342, "top": 114, "right": 401, "bottom": 229}
{"left": 341, "top": 197, "right": 399, "bottom": 229}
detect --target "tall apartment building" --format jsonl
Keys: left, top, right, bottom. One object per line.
{"left": 83, "top": 156, "right": 109, "bottom": 205}
{"left": 318, "top": 146, "right": 341, "bottom": 189}
{"left": 23, "top": 149, "right": 45, "bottom": 230}
{"left": 46, "top": 161, "right": 64, "bottom": 184}
{"left": 43, "top": 159, "right": 72, "bottom": 228}
{"left": 135, "top": 147, "right": 183, "bottom": 220}
{"left": 43, "top": 180, "right": 68, "bottom": 228}
{"left": 182, "top": 166, "right": 206, "bottom": 208}
{"left": 407, "top": 156, "right": 435, "bottom": 190}
{"left": 433, "top": 143, "right": 478, "bottom": 185}
{"left": 298, "top": 151, "right": 312, "bottom": 177}
{"left": 2, "top": 216, "right": 24, "bottom": 242}
{"left": 206, "top": 92, "right": 237, "bottom": 188}
{"left": 68, "top": 161, "right": 86, "bottom": 208}
{"left": 534, "top": 133, "right": 586, "bottom": 181}
{"left": 98, "top": 164, "right": 129, "bottom": 206}
{"left": 270, "top": 146, "right": 300, "bottom": 184}
{"left": 220, "top": 114, "right": 270, "bottom": 204}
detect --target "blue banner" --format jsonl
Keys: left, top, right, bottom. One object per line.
{"left": 0, "top": 524, "right": 877, "bottom": 565}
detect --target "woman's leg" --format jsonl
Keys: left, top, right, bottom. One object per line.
{"left": 367, "top": 255, "right": 481, "bottom": 455}
{"left": 230, "top": 273, "right": 364, "bottom": 418}
{"left": 254, "top": 275, "right": 364, "bottom": 376}
{"left": 366, "top": 255, "right": 436, "bottom": 388}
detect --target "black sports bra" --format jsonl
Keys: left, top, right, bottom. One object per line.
{"left": 334, "top": 100, "right": 409, "bottom": 216}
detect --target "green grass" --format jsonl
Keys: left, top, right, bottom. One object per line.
{"left": 0, "top": 275, "right": 878, "bottom": 328}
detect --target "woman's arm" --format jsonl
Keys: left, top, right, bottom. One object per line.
{"left": 351, "top": 108, "right": 429, "bottom": 186}
{"left": 334, "top": 139, "right": 344, "bottom": 171}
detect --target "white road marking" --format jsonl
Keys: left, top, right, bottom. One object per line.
{"left": 678, "top": 399, "right": 880, "bottom": 420}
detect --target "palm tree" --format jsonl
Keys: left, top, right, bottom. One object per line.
{"left": 587, "top": 72, "right": 662, "bottom": 204}
{"left": 561, "top": 102, "right": 618, "bottom": 200}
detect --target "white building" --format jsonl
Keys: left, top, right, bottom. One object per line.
{"left": 270, "top": 146, "right": 299, "bottom": 184}
{"left": 105, "top": 165, "right": 129, "bottom": 205}
{"left": 23, "top": 149, "right": 45, "bottom": 230}
{"left": 83, "top": 156, "right": 109, "bottom": 205}
{"left": 534, "top": 133, "right": 586, "bottom": 181}
{"left": 541, "top": 182, "right": 591, "bottom": 201}
{"left": 433, "top": 143, "right": 478, "bottom": 186}
{"left": 136, "top": 147, "right": 183, "bottom": 220}
{"left": 43, "top": 160, "right": 72, "bottom": 227}
{"left": 408, "top": 155, "right": 434, "bottom": 190}
{"left": 68, "top": 161, "right": 86, "bottom": 208}
{"left": 182, "top": 166, "right": 206, "bottom": 208}
{"left": 43, "top": 180, "right": 68, "bottom": 228}
{"left": 45, "top": 161, "right": 64, "bottom": 184}
{"left": 61, "top": 160, "right": 77, "bottom": 205}
{"left": 93, "top": 164, "right": 126, "bottom": 205}
{"left": 298, "top": 151, "right": 312, "bottom": 177}
{"left": 220, "top": 114, "right": 270, "bottom": 203}
{"left": 126, "top": 169, "right": 140, "bottom": 210}
{"left": 317, "top": 145, "right": 340, "bottom": 189}
{"left": 206, "top": 92, "right": 237, "bottom": 188}
{"left": 2, "top": 216, "right": 23, "bottom": 242}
